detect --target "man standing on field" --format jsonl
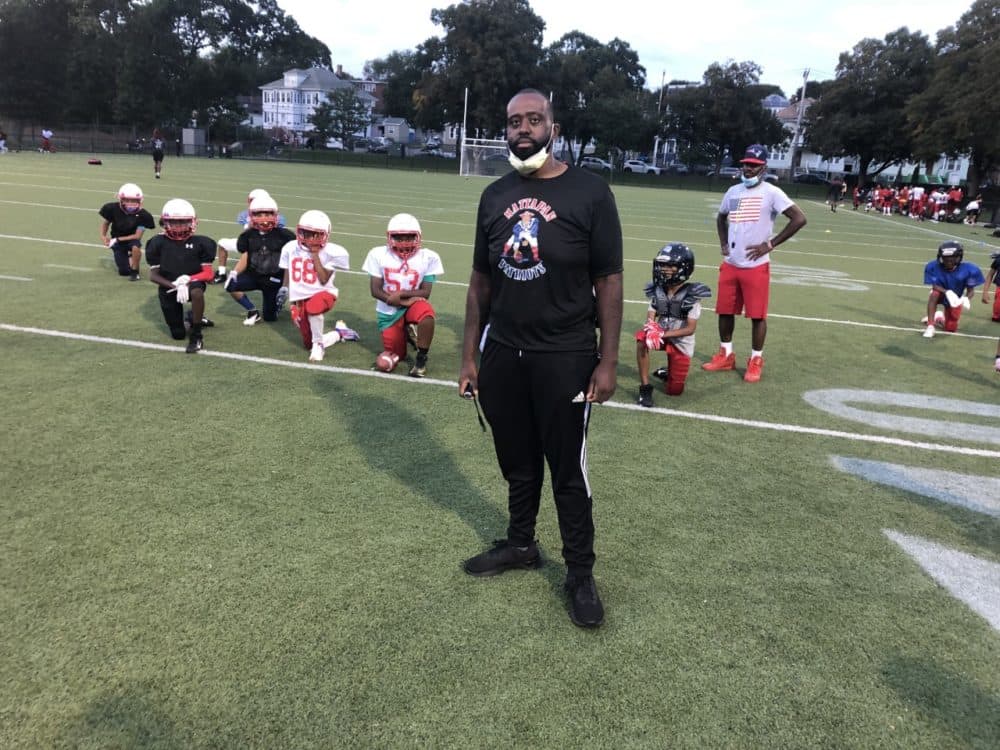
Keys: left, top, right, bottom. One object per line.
{"left": 702, "top": 144, "right": 806, "bottom": 383}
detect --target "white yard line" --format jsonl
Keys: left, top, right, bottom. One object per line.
{"left": 3, "top": 322, "right": 998, "bottom": 459}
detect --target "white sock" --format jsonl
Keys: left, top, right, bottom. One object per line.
{"left": 322, "top": 330, "right": 342, "bottom": 348}
{"left": 309, "top": 313, "right": 324, "bottom": 342}
{"left": 751, "top": 349, "right": 764, "bottom": 359}
{"left": 720, "top": 341, "right": 733, "bottom": 356}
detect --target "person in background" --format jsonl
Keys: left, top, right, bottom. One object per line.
{"left": 152, "top": 128, "right": 165, "bottom": 179}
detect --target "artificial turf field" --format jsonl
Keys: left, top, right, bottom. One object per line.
{"left": 1, "top": 153, "right": 998, "bottom": 748}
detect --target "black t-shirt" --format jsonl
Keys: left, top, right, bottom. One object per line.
{"left": 473, "top": 165, "right": 623, "bottom": 351}
{"left": 237, "top": 226, "right": 296, "bottom": 276}
{"left": 99, "top": 202, "right": 156, "bottom": 238}
{"left": 145, "top": 234, "right": 216, "bottom": 281}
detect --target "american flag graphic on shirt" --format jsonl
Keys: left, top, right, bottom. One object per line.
{"left": 730, "top": 196, "right": 764, "bottom": 223}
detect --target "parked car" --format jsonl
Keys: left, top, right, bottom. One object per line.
{"left": 622, "top": 159, "right": 661, "bottom": 175}
{"left": 580, "top": 156, "right": 612, "bottom": 172}
{"left": 710, "top": 167, "right": 742, "bottom": 179}
{"left": 764, "top": 172, "right": 779, "bottom": 183}
{"left": 666, "top": 163, "right": 690, "bottom": 175}
{"left": 793, "top": 173, "right": 831, "bottom": 185}
{"left": 325, "top": 138, "right": 344, "bottom": 150}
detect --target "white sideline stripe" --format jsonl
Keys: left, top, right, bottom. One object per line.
{"left": 3, "top": 322, "right": 999, "bottom": 459}
{"left": 0, "top": 275, "right": 32, "bottom": 281}
{"left": 44, "top": 264, "right": 93, "bottom": 272}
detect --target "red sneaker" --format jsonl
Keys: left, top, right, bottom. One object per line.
{"left": 744, "top": 356, "right": 764, "bottom": 383}
{"left": 702, "top": 349, "right": 736, "bottom": 371}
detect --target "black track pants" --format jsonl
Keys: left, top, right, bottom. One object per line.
{"left": 478, "top": 340, "right": 598, "bottom": 575}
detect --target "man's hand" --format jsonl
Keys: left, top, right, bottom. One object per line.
{"left": 745, "top": 242, "right": 771, "bottom": 261}
{"left": 586, "top": 358, "right": 617, "bottom": 403}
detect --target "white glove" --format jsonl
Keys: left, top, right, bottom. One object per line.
{"left": 225, "top": 270, "right": 238, "bottom": 290}
{"left": 959, "top": 295, "right": 971, "bottom": 311}
{"left": 276, "top": 286, "right": 289, "bottom": 310}
{"left": 172, "top": 274, "right": 191, "bottom": 287}
{"left": 922, "top": 324, "right": 935, "bottom": 338}
{"left": 175, "top": 283, "right": 190, "bottom": 305}
{"left": 944, "top": 290, "right": 961, "bottom": 307}
{"left": 105, "top": 237, "right": 116, "bottom": 248}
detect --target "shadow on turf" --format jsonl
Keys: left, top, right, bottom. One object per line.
{"left": 884, "top": 654, "right": 1000, "bottom": 746}
{"left": 880, "top": 342, "right": 999, "bottom": 388}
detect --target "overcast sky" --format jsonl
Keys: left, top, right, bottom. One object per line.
{"left": 280, "top": 0, "right": 971, "bottom": 100}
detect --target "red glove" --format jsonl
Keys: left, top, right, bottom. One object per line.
{"left": 643, "top": 320, "right": 664, "bottom": 350}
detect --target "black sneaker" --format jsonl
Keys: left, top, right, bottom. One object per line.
{"left": 564, "top": 574, "right": 604, "bottom": 628}
{"left": 128, "top": 271, "right": 140, "bottom": 282}
{"left": 183, "top": 312, "right": 215, "bottom": 328}
{"left": 638, "top": 384, "right": 654, "bottom": 408}
{"left": 185, "top": 334, "right": 203, "bottom": 354}
{"left": 463, "top": 539, "right": 542, "bottom": 577}
{"left": 652, "top": 367, "right": 669, "bottom": 382}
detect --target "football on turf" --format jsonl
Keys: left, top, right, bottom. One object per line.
{"left": 375, "top": 351, "right": 400, "bottom": 372}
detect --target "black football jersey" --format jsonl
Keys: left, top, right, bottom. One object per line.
{"left": 99, "top": 202, "right": 156, "bottom": 237}
{"left": 145, "top": 234, "right": 215, "bottom": 281}
{"left": 237, "top": 227, "right": 296, "bottom": 275}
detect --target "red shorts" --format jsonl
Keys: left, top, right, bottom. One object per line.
{"left": 715, "top": 262, "right": 770, "bottom": 319}
{"left": 381, "top": 298, "right": 435, "bottom": 358}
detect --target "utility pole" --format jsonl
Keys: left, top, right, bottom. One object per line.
{"left": 788, "top": 68, "right": 810, "bottom": 176}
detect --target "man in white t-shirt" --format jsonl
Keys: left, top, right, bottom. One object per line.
{"left": 702, "top": 144, "right": 807, "bottom": 383}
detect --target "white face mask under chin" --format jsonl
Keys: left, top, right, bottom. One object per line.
{"left": 508, "top": 128, "right": 554, "bottom": 175}
{"left": 741, "top": 175, "right": 761, "bottom": 188}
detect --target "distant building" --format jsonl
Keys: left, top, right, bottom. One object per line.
{"left": 260, "top": 67, "right": 379, "bottom": 134}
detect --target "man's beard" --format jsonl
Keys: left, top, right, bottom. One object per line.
{"left": 508, "top": 135, "right": 546, "bottom": 160}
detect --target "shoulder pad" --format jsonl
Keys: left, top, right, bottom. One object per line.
{"left": 686, "top": 282, "right": 713, "bottom": 299}
{"left": 643, "top": 281, "right": 657, "bottom": 298}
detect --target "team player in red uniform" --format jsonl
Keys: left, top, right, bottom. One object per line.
{"left": 361, "top": 213, "right": 445, "bottom": 377}
{"left": 145, "top": 199, "right": 217, "bottom": 353}
{"left": 278, "top": 210, "right": 358, "bottom": 362}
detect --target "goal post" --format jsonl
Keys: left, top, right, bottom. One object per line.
{"left": 459, "top": 137, "right": 511, "bottom": 178}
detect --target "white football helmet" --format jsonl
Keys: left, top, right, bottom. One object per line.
{"left": 247, "top": 188, "right": 270, "bottom": 205}
{"left": 387, "top": 213, "right": 422, "bottom": 260}
{"left": 248, "top": 195, "right": 279, "bottom": 232}
{"left": 161, "top": 198, "right": 197, "bottom": 241}
{"left": 297, "top": 210, "right": 331, "bottom": 251}
{"left": 118, "top": 183, "right": 143, "bottom": 214}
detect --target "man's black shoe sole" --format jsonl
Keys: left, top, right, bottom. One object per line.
{"left": 463, "top": 556, "right": 542, "bottom": 577}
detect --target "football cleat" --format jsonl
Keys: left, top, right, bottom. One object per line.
{"left": 702, "top": 350, "right": 736, "bottom": 371}
{"left": 244, "top": 310, "right": 261, "bottom": 326}
{"left": 651, "top": 367, "right": 669, "bottom": 381}
{"left": 334, "top": 320, "right": 359, "bottom": 341}
{"left": 308, "top": 343, "right": 324, "bottom": 362}
{"left": 743, "top": 355, "right": 763, "bottom": 383}
{"left": 185, "top": 334, "right": 203, "bottom": 354}
{"left": 923, "top": 324, "right": 936, "bottom": 338}
{"left": 409, "top": 352, "right": 428, "bottom": 378}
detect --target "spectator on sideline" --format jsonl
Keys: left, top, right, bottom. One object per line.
{"left": 99, "top": 183, "right": 155, "bottom": 281}
{"left": 702, "top": 144, "right": 807, "bottom": 383}
{"left": 635, "top": 242, "right": 711, "bottom": 407}
{"left": 40, "top": 128, "right": 53, "bottom": 153}
{"left": 459, "top": 88, "right": 623, "bottom": 629}
{"left": 361, "top": 213, "right": 444, "bottom": 378}
{"left": 921, "top": 241, "right": 985, "bottom": 338}
{"left": 965, "top": 194, "right": 982, "bottom": 225}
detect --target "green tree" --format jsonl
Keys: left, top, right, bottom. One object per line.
{"left": 309, "top": 88, "right": 370, "bottom": 146}
{"left": 804, "top": 28, "right": 933, "bottom": 182}
{"left": 540, "top": 32, "right": 648, "bottom": 162}
{"left": 662, "top": 61, "right": 786, "bottom": 172}
{"left": 369, "top": 49, "right": 426, "bottom": 120}
{"left": 424, "top": 0, "right": 546, "bottom": 135}
{"left": 908, "top": 0, "right": 1000, "bottom": 188}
